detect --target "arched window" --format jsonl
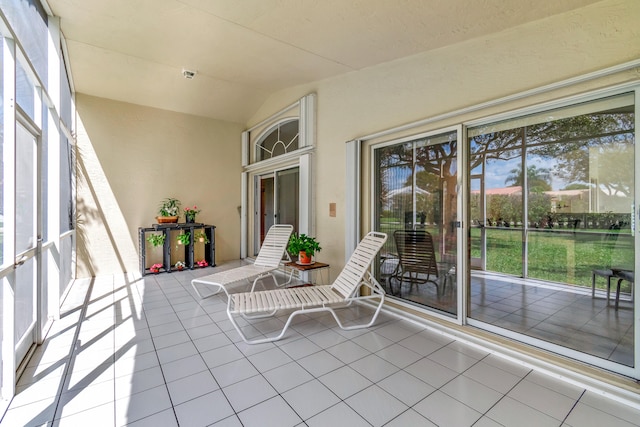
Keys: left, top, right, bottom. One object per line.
{"left": 256, "top": 119, "right": 299, "bottom": 161}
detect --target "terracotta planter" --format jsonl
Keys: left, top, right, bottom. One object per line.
{"left": 298, "top": 251, "right": 312, "bottom": 264}
{"left": 156, "top": 216, "right": 178, "bottom": 224}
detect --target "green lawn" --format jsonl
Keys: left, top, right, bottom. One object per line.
{"left": 472, "top": 227, "right": 633, "bottom": 289}
{"left": 379, "top": 220, "right": 633, "bottom": 291}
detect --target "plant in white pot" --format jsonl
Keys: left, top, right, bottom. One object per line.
{"left": 287, "top": 233, "right": 321, "bottom": 264}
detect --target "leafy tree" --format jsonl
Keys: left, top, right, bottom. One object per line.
{"left": 562, "top": 183, "right": 589, "bottom": 190}
{"left": 505, "top": 164, "right": 552, "bottom": 192}
{"left": 469, "top": 111, "right": 633, "bottom": 196}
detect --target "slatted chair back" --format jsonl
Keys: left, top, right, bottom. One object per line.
{"left": 254, "top": 224, "right": 294, "bottom": 267}
{"left": 331, "top": 231, "right": 388, "bottom": 298}
{"left": 394, "top": 229, "right": 439, "bottom": 278}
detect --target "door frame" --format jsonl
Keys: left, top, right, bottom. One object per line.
{"left": 252, "top": 164, "right": 306, "bottom": 256}
{"left": 370, "top": 124, "right": 464, "bottom": 325}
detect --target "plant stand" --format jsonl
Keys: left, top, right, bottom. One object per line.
{"left": 139, "top": 223, "right": 216, "bottom": 275}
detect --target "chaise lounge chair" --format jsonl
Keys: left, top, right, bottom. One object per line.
{"left": 227, "top": 231, "right": 388, "bottom": 344}
{"left": 191, "top": 224, "right": 294, "bottom": 299}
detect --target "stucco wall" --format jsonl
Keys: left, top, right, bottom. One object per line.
{"left": 75, "top": 94, "right": 244, "bottom": 278}
{"left": 246, "top": 0, "right": 640, "bottom": 274}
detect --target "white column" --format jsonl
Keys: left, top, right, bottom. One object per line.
{"left": 1, "top": 34, "right": 17, "bottom": 403}
{"left": 345, "top": 140, "right": 361, "bottom": 261}
{"left": 45, "top": 15, "right": 62, "bottom": 329}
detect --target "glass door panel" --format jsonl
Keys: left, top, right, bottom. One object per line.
{"left": 374, "top": 130, "right": 458, "bottom": 316}
{"left": 255, "top": 167, "right": 300, "bottom": 254}
{"left": 276, "top": 168, "right": 299, "bottom": 231}
{"left": 483, "top": 152, "right": 524, "bottom": 277}
{"left": 14, "top": 122, "right": 38, "bottom": 366}
{"left": 14, "top": 258, "right": 35, "bottom": 365}
{"left": 469, "top": 176, "right": 484, "bottom": 269}
{"left": 467, "top": 93, "right": 635, "bottom": 370}
{"left": 259, "top": 175, "right": 274, "bottom": 248}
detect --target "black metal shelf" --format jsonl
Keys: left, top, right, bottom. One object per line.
{"left": 138, "top": 223, "right": 216, "bottom": 275}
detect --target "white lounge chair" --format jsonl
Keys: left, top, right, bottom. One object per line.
{"left": 191, "top": 224, "right": 294, "bottom": 299}
{"left": 227, "top": 231, "right": 388, "bottom": 344}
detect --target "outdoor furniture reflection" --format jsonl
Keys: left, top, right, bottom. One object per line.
{"left": 613, "top": 269, "right": 634, "bottom": 310}
{"left": 592, "top": 268, "right": 634, "bottom": 310}
{"left": 389, "top": 230, "right": 440, "bottom": 295}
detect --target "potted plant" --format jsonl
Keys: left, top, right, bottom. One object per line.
{"left": 149, "top": 263, "right": 163, "bottom": 274}
{"left": 196, "top": 259, "right": 208, "bottom": 268}
{"left": 194, "top": 231, "right": 209, "bottom": 244}
{"left": 184, "top": 205, "right": 201, "bottom": 223}
{"left": 146, "top": 233, "right": 166, "bottom": 247}
{"left": 174, "top": 260, "right": 186, "bottom": 271}
{"left": 157, "top": 197, "right": 181, "bottom": 223}
{"left": 287, "top": 233, "right": 321, "bottom": 264}
{"left": 176, "top": 232, "right": 190, "bottom": 245}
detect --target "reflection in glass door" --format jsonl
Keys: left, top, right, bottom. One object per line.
{"left": 14, "top": 122, "right": 39, "bottom": 367}
{"left": 374, "top": 130, "right": 458, "bottom": 316}
{"left": 255, "top": 167, "right": 299, "bottom": 254}
{"left": 276, "top": 168, "right": 299, "bottom": 230}
{"left": 259, "top": 175, "right": 275, "bottom": 247}
{"left": 467, "top": 92, "right": 635, "bottom": 371}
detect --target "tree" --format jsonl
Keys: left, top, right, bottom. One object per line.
{"left": 469, "top": 111, "right": 634, "bottom": 196}
{"left": 562, "top": 183, "right": 589, "bottom": 190}
{"left": 505, "top": 164, "right": 552, "bottom": 193}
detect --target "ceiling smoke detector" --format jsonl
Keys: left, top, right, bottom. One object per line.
{"left": 182, "top": 68, "right": 197, "bottom": 79}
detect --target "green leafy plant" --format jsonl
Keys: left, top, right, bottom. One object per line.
{"left": 176, "top": 232, "right": 190, "bottom": 245}
{"left": 194, "top": 231, "right": 209, "bottom": 244}
{"left": 146, "top": 233, "right": 165, "bottom": 247}
{"left": 158, "top": 197, "right": 181, "bottom": 217}
{"left": 287, "top": 233, "right": 322, "bottom": 257}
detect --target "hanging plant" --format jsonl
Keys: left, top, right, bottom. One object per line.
{"left": 146, "top": 233, "right": 166, "bottom": 247}
{"left": 176, "top": 232, "right": 191, "bottom": 245}
{"left": 194, "top": 231, "right": 209, "bottom": 244}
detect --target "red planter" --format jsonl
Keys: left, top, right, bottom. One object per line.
{"left": 298, "top": 251, "right": 312, "bottom": 264}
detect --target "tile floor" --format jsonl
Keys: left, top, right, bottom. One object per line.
{"left": 2, "top": 263, "right": 640, "bottom": 426}
{"left": 469, "top": 274, "right": 634, "bottom": 366}
{"left": 384, "top": 270, "right": 634, "bottom": 366}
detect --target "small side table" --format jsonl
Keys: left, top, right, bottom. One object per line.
{"left": 283, "top": 261, "right": 330, "bottom": 286}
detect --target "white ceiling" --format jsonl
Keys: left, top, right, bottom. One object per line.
{"left": 47, "top": 0, "right": 601, "bottom": 123}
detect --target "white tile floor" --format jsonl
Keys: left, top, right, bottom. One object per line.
{"left": 2, "top": 263, "right": 640, "bottom": 426}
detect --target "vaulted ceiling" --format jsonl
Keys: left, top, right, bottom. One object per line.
{"left": 47, "top": 0, "right": 602, "bottom": 123}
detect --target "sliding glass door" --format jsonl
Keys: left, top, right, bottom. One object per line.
{"left": 373, "top": 129, "right": 459, "bottom": 317}
{"left": 467, "top": 92, "right": 635, "bottom": 369}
